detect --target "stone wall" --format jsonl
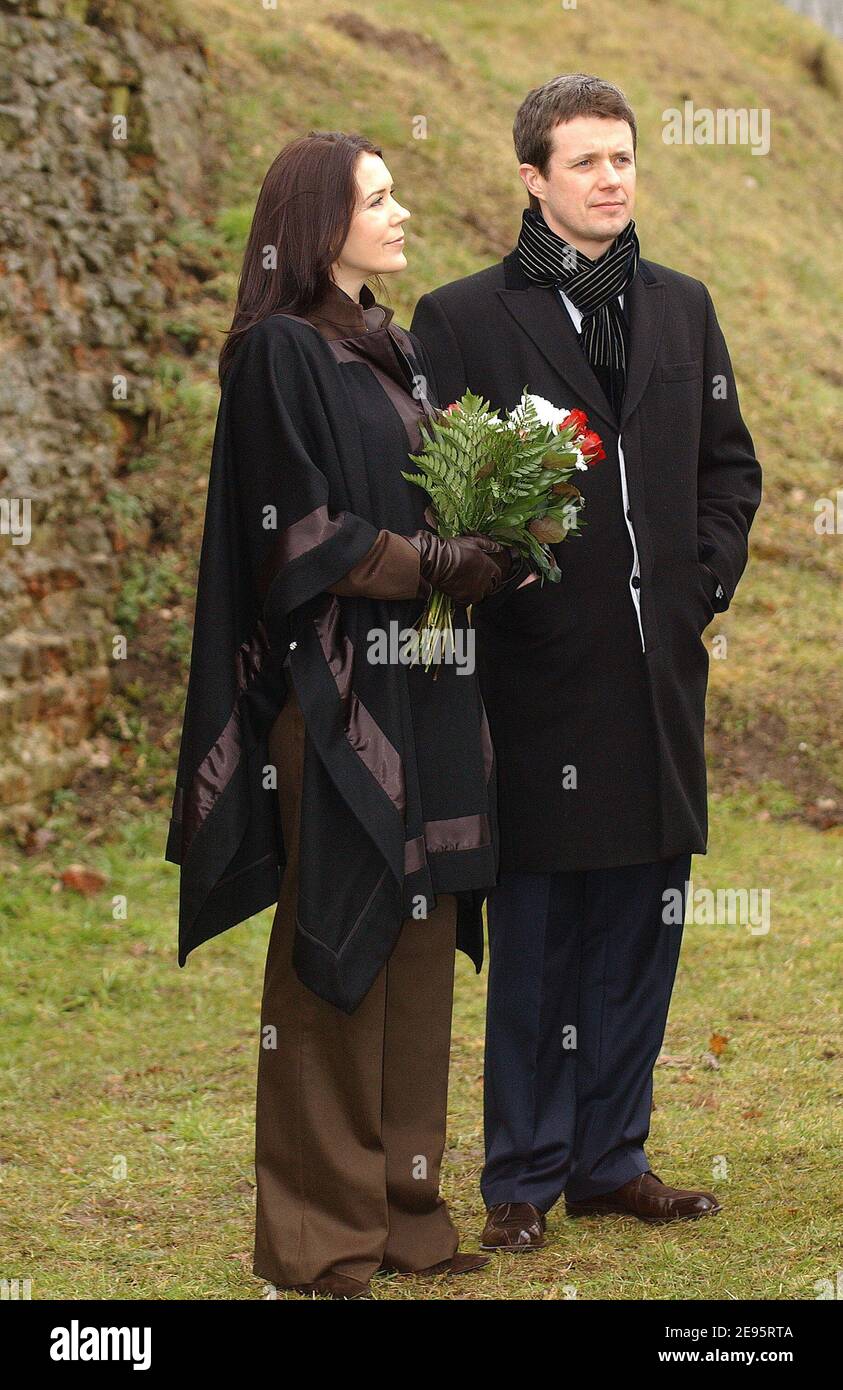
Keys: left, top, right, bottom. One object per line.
{"left": 0, "top": 0, "right": 209, "bottom": 830}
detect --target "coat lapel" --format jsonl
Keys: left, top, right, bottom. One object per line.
{"left": 618, "top": 264, "right": 665, "bottom": 431}
{"left": 496, "top": 248, "right": 665, "bottom": 434}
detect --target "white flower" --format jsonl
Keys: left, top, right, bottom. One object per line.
{"left": 518, "top": 392, "right": 573, "bottom": 431}
{"left": 490, "top": 393, "right": 587, "bottom": 451}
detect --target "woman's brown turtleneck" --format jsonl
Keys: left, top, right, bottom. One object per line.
{"left": 299, "top": 280, "right": 424, "bottom": 601}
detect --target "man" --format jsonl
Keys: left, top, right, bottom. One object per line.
{"left": 410, "top": 73, "right": 762, "bottom": 1248}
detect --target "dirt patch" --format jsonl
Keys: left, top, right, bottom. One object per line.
{"left": 326, "top": 11, "right": 451, "bottom": 69}
{"left": 707, "top": 700, "right": 842, "bottom": 830}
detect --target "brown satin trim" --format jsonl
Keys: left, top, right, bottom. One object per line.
{"left": 347, "top": 328, "right": 411, "bottom": 385}
{"left": 327, "top": 335, "right": 432, "bottom": 454}
{"left": 178, "top": 620, "right": 272, "bottom": 857}
{"left": 389, "top": 323, "right": 439, "bottom": 413}
{"left": 256, "top": 503, "right": 344, "bottom": 602}
{"left": 328, "top": 331, "right": 410, "bottom": 389}
{"left": 312, "top": 593, "right": 407, "bottom": 819}
{"left": 425, "top": 814, "right": 492, "bottom": 853}
{"left": 403, "top": 812, "right": 493, "bottom": 876}
{"left": 181, "top": 704, "right": 244, "bottom": 853}
{"left": 235, "top": 617, "right": 270, "bottom": 690}
{"left": 404, "top": 835, "right": 426, "bottom": 875}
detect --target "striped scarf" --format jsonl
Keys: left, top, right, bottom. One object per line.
{"left": 516, "top": 206, "right": 640, "bottom": 420}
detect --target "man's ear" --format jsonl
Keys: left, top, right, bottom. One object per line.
{"left": 519, "top": 163, "right": 544, "bottom": 201}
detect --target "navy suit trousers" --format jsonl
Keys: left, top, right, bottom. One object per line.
{"left": 482, "top": 854, "right": 692, "bottom": 1209}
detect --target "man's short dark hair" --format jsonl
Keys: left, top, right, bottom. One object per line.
{"left": 513, "top": 74, "right": 637, "bottom": 210}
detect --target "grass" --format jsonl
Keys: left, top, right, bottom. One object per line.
{"left": 1, "top": 798, "right": 839, "bottom": 1300}
{"left": 3, "top": 0, "right": 841, "bottom": 1302}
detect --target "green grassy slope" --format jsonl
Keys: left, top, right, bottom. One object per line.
{"left": 2, "top": 0, "right": 840, "bottom": 1302}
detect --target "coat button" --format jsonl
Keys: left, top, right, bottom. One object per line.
{"left": 631, "top": 576, "right": 641, "bottom": 588}
{"left": 289, "top": 640, "right": 297, "bottom": 650}
{"left": 715, "top": 585, "right": 724, "bottom": 599}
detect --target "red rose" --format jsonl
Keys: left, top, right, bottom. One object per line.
{"left": 559, "top": 407, "right": 588, "bottom": 434}
{"left": 580, "top": 430, "right": 605, "bottom": 465}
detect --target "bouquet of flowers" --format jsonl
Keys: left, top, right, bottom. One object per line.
{"left": 401, "top": 388, "right": 605, "bottom": 666}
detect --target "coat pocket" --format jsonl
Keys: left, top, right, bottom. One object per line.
{"left": 661, "top": 358, "right": 703, "bottom": 382}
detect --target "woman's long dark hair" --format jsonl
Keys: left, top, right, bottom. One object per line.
{"left": 218, "top": 130, "right": 388, "bottom": 383}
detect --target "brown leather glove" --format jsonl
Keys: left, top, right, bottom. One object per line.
{"left": 406, "top": 530, "right": 514, "bottom": 605}
{"left": 328, "top": 529, "right": 421, "bottom": 599}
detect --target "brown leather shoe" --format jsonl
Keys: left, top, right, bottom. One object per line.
{"left": 480, "top": 1201, "right": 547, "bottom": 1250}
{"left": 565, "top": 1169, "right": 721, "bottom": 1223}
{"left": 287, "top": 1272, "right": 372, "bottom": 1299}
{"left": 380, "top": 1250, "right": 490, "bottom": 1277}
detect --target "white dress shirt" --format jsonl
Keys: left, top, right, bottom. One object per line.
{"left": 556, "top": 288, "right": 646, "bottom": 653}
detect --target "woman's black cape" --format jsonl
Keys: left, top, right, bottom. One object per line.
{"left": 164, "top": 313, "right": 491, "bottom": 1012}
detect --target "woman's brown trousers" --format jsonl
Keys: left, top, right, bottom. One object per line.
{"left": 252, "top": 685, "right": 460, "bottom": 1288}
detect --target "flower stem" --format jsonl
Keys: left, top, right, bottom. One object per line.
{"left": 413, "top": 590, "right": 454, "bottom": 676}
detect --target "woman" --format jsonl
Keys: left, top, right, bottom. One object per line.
{"left": 165, "top": 131, "right": 528, "bottom": 1298}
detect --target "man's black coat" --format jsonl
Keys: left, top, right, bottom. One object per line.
{"left": 410, "top": 246, "right": 762, "bottom": 871}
